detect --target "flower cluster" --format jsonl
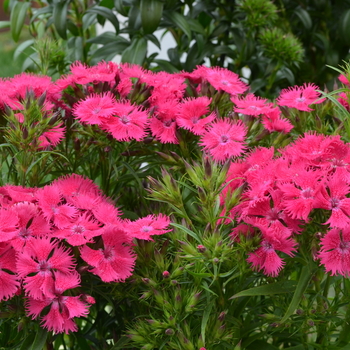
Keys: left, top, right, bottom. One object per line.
{"left": 224, "top": 133, "right": 350, "bottom": 276}
{"left": 0, "top": 174, "right": 171, "bottom": 333}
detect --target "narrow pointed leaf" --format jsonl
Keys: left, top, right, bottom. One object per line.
{"left": 164, "top": 12, "right": 191, "bottom": 40}
{"left": 230, "top": 280, "right": 297, "bottom": 299}
{"left": 121, "top": 37, "right": 147, "bottom": 65}
{"left": 280, "top": 262, "right": 317, "bottom": 324}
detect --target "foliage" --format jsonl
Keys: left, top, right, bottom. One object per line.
{"left": 2, "top": 0, "right": 350, "bottom": 96}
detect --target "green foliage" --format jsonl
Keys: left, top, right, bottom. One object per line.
{"left": 3, "top": 0, "right": 350, "bottom": 97}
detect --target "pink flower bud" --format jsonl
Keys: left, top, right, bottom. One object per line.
{"left": 197, "top": 244, "right": 206, "bottom": 253}
{"left": 162, "top": 271, "right": 170, "bottom": 278}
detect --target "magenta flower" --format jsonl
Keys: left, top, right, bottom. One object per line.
{"left": 53, "top": 212, "right": 103, "bottom": 246}
{"left": 35, "top": 184, "right": 77, "bottom": 229}
{"left": 199, "top": 118, "right": 247, "bottom": 162}
{"left": 80, "top": 226, "right": 136, "bottom": 283}
{"left": 16, "top": 237, "right": 76, "bottom": 299}
{"left": 0, "top": 243, "right": 20, "bottom": 301}
{"left": 232, "top": 94, "right": 274, "bottom": 117}
{"left": 319, "top": 228, "right": 350, "bottom": 276}
{"left": 276, "top": 83, "right": 324, "bottom": 111}
{"left": 101, "top": 101, "right": 149, "bottom": 141}
{"left": 247, "top": 230, "right": 297, "bottom": 277}
{"left": 125, "top": 214, "right": 172, "bottom": 241}
{"left": 176, "top": 97, "right": 216, "bottom": 135}
{"left": 194, "top": 66, "right": 248, "bottom": 95}
{"left": 26, "top": 271, "right": 90, "bottom": 334}
{"left": 72, "top": 92, "right": 118, "bottom": 125}
{"left": 0, "top": 208, "right": 19, "bottom": 243}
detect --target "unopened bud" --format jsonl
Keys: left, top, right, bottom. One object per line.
{"left": 197, "top": 244, "right": 206, "bottom": 253}
{"left": 218, "top": 311, "right": 226, "bottom": 322}
{"left": 165, "top": 328, "right": 174, "bottom": 335}
{"left": 162, "top": 271, "right": 170, "bottom": 279}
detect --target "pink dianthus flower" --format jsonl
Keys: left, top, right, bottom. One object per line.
{"left": 276, "top": 83, "right": 324, "bottom": 112}
{"left": 199, "top": 118, "right": 247, "bottom": 162}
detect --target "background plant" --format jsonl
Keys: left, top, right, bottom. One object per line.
{"left": 3, "top": 0, "right": 350, "bottom": 96}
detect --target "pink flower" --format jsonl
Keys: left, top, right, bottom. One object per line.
{"left": 126, "top": 214, "right": 172, "bottom": 240}
{"left": 150, "top": 100, "right": 179, "bottom": 144}
{"left": 247, "top": 230, "right": 297, "bottom": 277}
{"left": 11, "top": 202, "right": 51, "bottom": 252}
{"left": 26, "top": 271, "right": 90, "bottom": 334}
{"left": 193, "top": 66, "right": 248, "bottom": 95}
{"left": 261, "top": 108, "right": 294, "bottom": 133}
{"left": 176, "top": 97, "right": 216, "bottom": 135}
{"left": 276, "top": 83, "right": 324, "bottom": 112}
{"left": 339, "top": 74, "right": 350, "bottom": 88}
{"left": 53, "top": 212, "right": 103, "bottom": 246}
{"left": 319, "top": 228, "right": 350, "bottom": 276}
{"left": 314, "top": 170, "right": 350, "bottom": 228}
{"left": 54, "top": 174, "right": 102, "bottom": 210}
{"left": 338, "top": 92, "right": 350, "bottom": 111}
{"left": 232, "top": 94, "right": 274, "bottom": 116}
{"left": 101, "top": 101, "right": 149, "bottom": 141}
{"left": 70, "top": 61, "right": 118, "bottom": 85}
{"left": 199, "top": 118, "right": 247, "bottom": 162}
{"left": 0, "top": 242, "right": 20, "bottom": 301}
{"left": 80, "top": 226, "right": 136, "bottom": 282}
{"left": 35, "top": 184, "right": 77, "bottom": 229}
{"left": 72, "top": 92, "right": 118, "bottom": 125}
{"left": 0, "top": 208, "right": 18, "bottom": 243}
{"left": 16, "top": 237, "right": 76, "bottom": 299}
{"left": 38, "top": 124, "right": 65, "bottom": 148}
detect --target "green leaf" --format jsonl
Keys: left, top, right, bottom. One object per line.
{"left": 247, "top": 340, "right": 279, "bottom": 350}
{"left": 86, "top": 6, "right": 119, "bottom": 33}
{"left": 10, "top": 1, "right": 30, "bottom": 42}
{"left": 280, "top": 262, "right": 317, "bottom": 324}
{"left": 121, "top": 37, "right": 147, "bottom": 65}
{"left": 87, "top": 31, "right": 128, "bottom": 45}
{"left": 153, "top": 59, "right": 179, "bottom": 73}
{"left": 140, "top": 0, "right": 163, "bottom": 34}
{"left": 294, "top": 7, "right": 312, "bottom": 30}
{"left": 53, "top": 0, "right": 69, "bottom": 40}
{"left": 201, "top": 299, "right": 214, "bottom": 345}
{"left": 90, "top": 41, "right": 129, "bottom": 65}
{"left": 14, "top": 39, "right": 35, "bottom": 60}
{"left": 164, "top": 12, "right": 191, "bottom": 40}
{"left": 0, "top": 20, "right": 10, "bottom": 29}
{"left": 30, "top": 327, "right": 48, "bottom": 350}
{"left": 30, "top": 6, "right": 53, "bottom": 23}
{"left": 170, "top": 222, "right": 202, "bottom": 243}
{"left": 186, "top": 270, "right": 211, "bottom": 278}
{"left": 230, "top": 280, "right": 297, "bottom": 299}
{"left": 340, "top": 9, "right": 350, "bottom": 45}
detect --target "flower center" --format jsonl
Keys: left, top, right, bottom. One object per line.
{"left": 163, "top": 120, "right": 172, "bottom": 127}
{"left": 19, "top": 227, "right": 31, "bottom": 239}
{"left": 93, "top": 107, "right": 101, "bottom": 114}
{"left": 141, "top": 225, "right": 153, "bottom": 233}
{"left": 296, "top": 97, "right": 306, "bottom": 103}
{"left": 120, "top": 115, "right": 130, "bottom": 125}
{"left": 220, "top": 135, "right": 229, "bottom": 144}
{"left": 38, "top": 261, "right": 51, "bottom": 273}
{"left": 102, "top": 247, "right": 114, "bottom": 261}
{"left": 330, "top": 197, "right": 340, "bottom": 209}
{"left": 301, "top": 188, "right": 313, "bottom": 199}
{"left": 72, "top": 225, "right": 85, "bottom": 234}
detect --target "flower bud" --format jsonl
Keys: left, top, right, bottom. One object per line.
{"left": 197, "top": 244, "right": 206, "bottom": 253}
{"left": 162, "top": 271, "right": 170, "bottom": 279}
{"left": 165, "top": 328, "right": 174, "bottom": 335}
